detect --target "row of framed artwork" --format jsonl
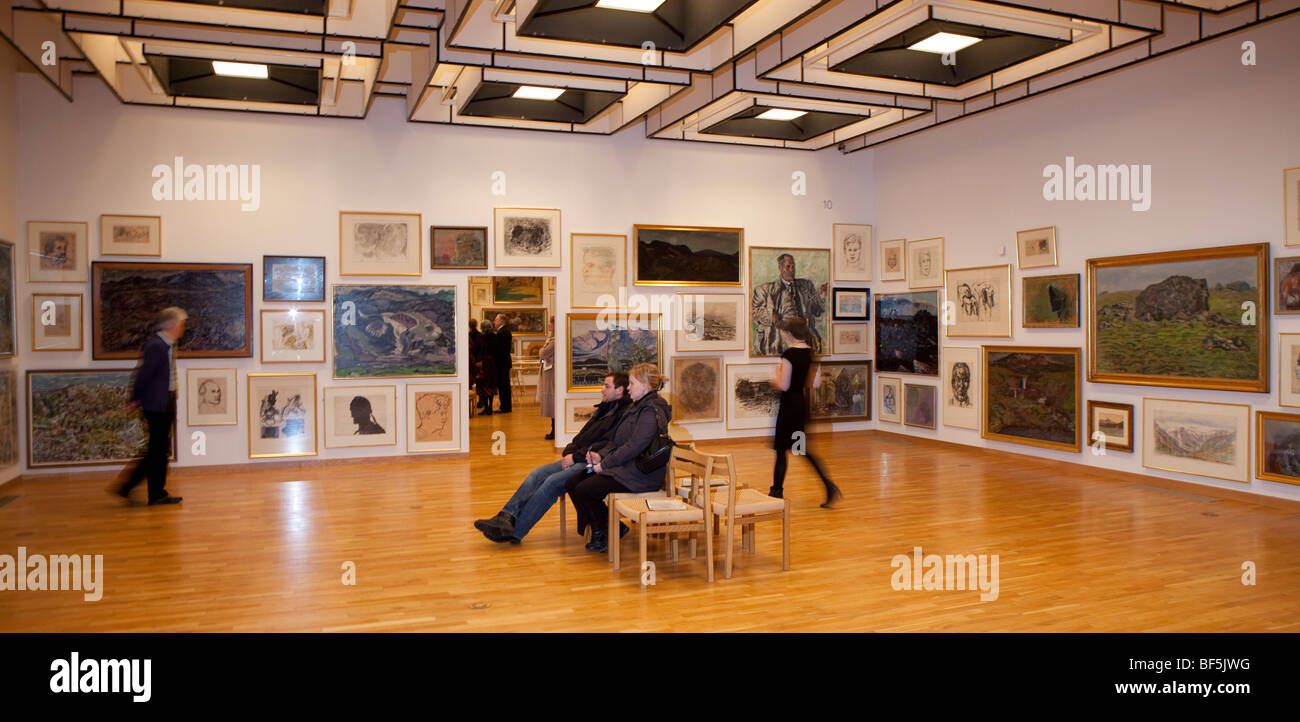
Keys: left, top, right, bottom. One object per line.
{"left": 873, "top": 229, "right": 1058, "bottom": 290}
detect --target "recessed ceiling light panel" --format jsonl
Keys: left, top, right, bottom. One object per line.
{"left": 756, "top": 108, "right": 807, "bottom": 121}
{"left": 212, "top": 61, "right": 269, "bottom": 78}
{"left": 908, "top": 32, "right": 981, "bottom": 54}
{"left": 513, "top": 85, "right": 565, "bottom": 100}
{"left": 594, "top": 0, "right": 667, "bottom": 12}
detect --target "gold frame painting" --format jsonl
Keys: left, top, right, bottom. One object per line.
{"left": 943, "top": 264, "right": 1012, "bottom": 338}
{"left": 570, "top": 233, "right": 626, "bottom": 308}
{"left": 247, "top": 372, "right": 318, "bottom": 459}
{"left": 31, "top": 293, "right": 83, "bottom": 352}
{"left": 879, "top": 239, "right": 906, "bottom": 282}
{"left": 724, "top": 362, "right": 779, "bottom": 430}
{"left": 259, "top": 309, "right": 326, "bottom": 364}
{"left": 1277, "top": 333, "right": 1300, "bottom": 407}
{"left": 676, "top": 293, "right": 745, "bottom": 352}
{"left": 429, "top": 226, "right": 488, "bottom": 270}
{"left": 566, "top": 312, "right": 662, "bottom": 392}
{"left": 670, "top": 355, "right": 723, "bottom": 424}
{"left": 406, "top": 382, "right": 461, "bottom": 453}
{"left": 1256, "top": 410, "right": 1300, "bottom": 486}
{"left": 905, "top": 237, "right": 943, "bottom": 289}
{"left": 492, "top": 276, "right": 545, "bottom": 305}
{"left": 633, "top": 224, "right": 743, "bottom": 287}
{"left": 1022, "top": 273, "right": 1080, "bottom": 329}
{"left": 1143, "top": 397, "right": 1249, "bottom": 483}
{"left": 1015, "top": 226, "right": 1058, "bottom": 269}
{"left": 563, "top": 396, "right": 602, "bottom": 434}
{"left": 832, "top": 223, "right": 872, "bottom": 282}
{"left": 186, "top": 368, "right": 238, "bottom": 426}
{"left": 338, "top": 211, "right": 422, "bottom": 277}
{"left": 99, "top": 214, "right": 161, "bottom": 257}
{"left": 27, "top": 221, "right": 88, "bottom": 283}
{"left": 903, "top": 383, "right": 937, "bottom": 429}
{"left": 830, "top": 323, "right": 869, "bottom": 355}
{"left": 494, "top": 207, "right": 562, "bottom": 268}
{"left": 878, "top": 376, "right": 902, "bottom": 423}
{"left": 982, "top": 345, "right": 1081, "bottom": 453}
{"left": 1087, "top": 400, "right": 1133, "bottom": 453}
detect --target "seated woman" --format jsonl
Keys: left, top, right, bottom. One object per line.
{"left": 566, "top": 363, "right": 672, "bottom": 553}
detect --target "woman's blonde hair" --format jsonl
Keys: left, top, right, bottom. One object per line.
{"left": 628, "top": 363, "right": 668, "bottom": 392}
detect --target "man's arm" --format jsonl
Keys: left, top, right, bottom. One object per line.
{"left": 131, "top": 338, "right": 165, "bottom": 405}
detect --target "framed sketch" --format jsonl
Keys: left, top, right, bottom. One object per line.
{"left": 260, "top": 309, "right": 326, "bottom": 363}
{"left": 903, "top": 383, "right": 937, "bottom": 429}
{"left": 944, "top": 264, "right": 1012, "bottom": 338}
{"left": 430, "top": 226, "right": 488, "bottom": 269}
{"left": 571, "top": 233, "right": 626, "bottom": 308}
{"left": 332, "top": 285, "right": 456, "bottom": 378}
{"left": 670, "top": 355, "right": 723, "bottom": 424}
{"left": 186, "top": 368, "right": 238, "bottom": 426}
{"left": 1087, "top": 243, "right": 1268, "bottom": 392}
{"left": 493, "top": 276, "right": 544, "bottom": 305}
{"left": 0, "top": 241, "right": 15, "bottom": 357}
{"left": 905, "top": 237, "right": 943, "bottom": 289}
{"left": 1088, "top": 400, "right": 1133, "bottom": 453}
{"left": 324, "top": 385, "right": 397, "bottom": 448}
{"left": 1256, "top": 411, "right": 1300, "bottom": 486}
{"left": 31, "top": 293, "right": 83, "bottom": 352}
{"left": 1016, "top": 226, "right": 1058, "bottom": 269}
{"left": 0, "top": 369, "right": 16, "bottom": 469}
{"left": 879, "top": 239, "right": 906, "bottom": 282}
{"left": 832, "top": 224, "right": 872, "bottom": 282}
{"left": 248, "top": 373, "right": 317, "bottom": 458}
{"left": 875, "top": 291, "right": 939, "bottom": 375}
{"left": 564, "top": 397, "right": 601, "bottom": 434}
{"left": 1023, "top": 274, "right": 1080, "bottom": 328}
{"left": 634, "top": 225, "right": 742, "bottom": 286}
{"left": 677, "top": 293, "right": 744, "bottom": 352}
{"left": 515, "top": 336, "right": 546, "bottom": 358}
{"left": 470, "top": 279, "right": 492, "bottom": 307}
{"left": 725, "top": 363, "right": 779, "bottom": 430}
{"left": 99, "top": 215, "right": 161, "bottom": 257}
{"left": 567, "top": 313, "right": 662, "bottom": 391}
{"left": 941, "top": 346, "right": 980, "bottom": 430}
{"left": 27, "top": 221, "right": 87, "bottom": 283}
{"left": 482, "top": 307, "right": 546, "bottom": 334}
{"left": 263, "top": 255, "right": 325, "bottom": 302}
{"left": 407, "top": 383, "right": 461, "bottom": 453}
{"left": 1285, "top": 167, "right": 1300, "bottom": 247}
{"left": 495, "top": 207, "right": 561, "bottom": 268}
{"left": 749, "top": 246, "right": 830, "bottom": 357}
{"left": 982, "top": 346, "right": 1081, "bottom": 452}
{"left": 1278, "top": 333, "right": 1300, "bottom": 407}
{"left": 1273, "top": 256, "right": 1300, "bottom": 315}
{"left": 27, "top": 369, "right": 172, "bottom": 468}
{"left": 1142, "top": 397, "right": 1249, "bottom": 483}
{"left": 339, "top": 212, "right": 421, "bottom": 276}
{"left": 830, "top": 323, "right": 868, "bottom": 355}
{"left": 831, "top": 287, "right": 870, "bottom": 321}
{"left": 878, "top": 377, "right": 901, "bottom": 423}
{"left": 809, "top": 360, "right": 870, "bottom": 422}
{"left": 92, "top": 262, "right": 253, "bottom": 359}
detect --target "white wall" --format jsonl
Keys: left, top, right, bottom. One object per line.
{"left": 1, "top": 46, "right": 20, "bottom": 485}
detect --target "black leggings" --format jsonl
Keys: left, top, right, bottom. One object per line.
{"left": 772, "top": 448, "right": 833, "bottom": 494}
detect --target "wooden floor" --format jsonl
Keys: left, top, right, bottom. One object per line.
{"left": 2, "top": 403, "right": 1298, "bottom": 633}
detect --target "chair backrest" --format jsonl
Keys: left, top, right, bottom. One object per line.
{"left": 668, "top": 446, "right": 715, "bottom": 510}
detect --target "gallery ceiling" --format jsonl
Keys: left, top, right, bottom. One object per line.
{"left": 1, "top": 0, "right": 1293, "bottom": 152}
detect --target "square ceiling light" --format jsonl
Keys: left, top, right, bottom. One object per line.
{"left": 145, "top": 54, "right": 320, "bottom": 105}
{"left": 460, "top": 82, "right": 623, "bottom": 124}
{"left": 516, "top": 0, "right": 760, "bottom": 53}
{"left": 701, "top": 104, "right": 865, "bottom": 142}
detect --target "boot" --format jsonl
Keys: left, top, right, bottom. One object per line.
{"left": 585, "top": 529, "right": 609, "bottom": 553}
{"left": 545, "top": 419, "right": 555, "bottom": 441}
{"left": 821, "top": 482, "right": 843, "bottom": 509}
{"left": 767, "top": 485, "right": 783, "bottom": 499}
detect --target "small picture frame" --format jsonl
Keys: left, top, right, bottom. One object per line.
{"left": 830, "top": 323, "right": 869, "bottom": 355}
{"left": 99, "top": 215, "right": 161, "bottom": 257}
{"left": 905, "top": 237, "right": 943, "bottom": 289}
{"left": 903, "top": 383, "right": 937, "bottom": 429}
{"left": 407, "top": 383, "right": 461, "bottom": 453}
{"left": 1279, "top": 333, "right": 1300, "bottom": 408}
{"left": 495, "top": 207, "right": 562, "bottom": 268}
{"left": 1022, "top": 273, "right": 1080, "bottom": 328}
{"left": 27, "top": 221, "right": 88, "bottom": 283}
{"left": 263, "top": 255, "right": 325, "bottom": 302}
{"left": 676, "top": 293, "right": 745, "bottom": 352}
{"left": 324, "top": 385, "right": 397, "bottom": 448}
{"left": 831, "top": 287, "right": 870, "bottom": 321}
{"left": 1285, "top": 167, "right": 1300, "bottom": 247}
{"left": 515, "top": 336, "right": 546, "bottom": 358}
{"left": 260, "top": 309, "right": 326, "bottom": 363}
{"left": 1016, "top": 226, "right": 1058, "bottom": 269}
{"left": 31, "top": 293, "right": 83, "bottom": 352}
{"left": 0, "top": 241, "right": 14, "bottom": 357}
{"left": 493, "top": 276, "right": 544, "bottom": 305}
{"left": 339, "top": 211, "right": 422, "bottom": 276}
{"left": 670, "top": 355, "right": 724, "bottom": 424}
{"left": 878, "top": 376, "right": 901, "bottom": 423}
{"left": 430, "top": 226, "right": 488, "bottom": 269}
{"left": 186, "top": 368, "right": 238, "bottom": 426}
{"left": 470, "top": 279, "right": 492, "bottom": 307}
{"left": 832, "top": 223, "right": 872, "bottom": 282}
{"left": 1257, "top": 410, "right": 1300, "bottom": 486}
{"left": 1088, "top": 400, "right": 1133, "bottom": 453}
{"left": 879, "top": 239, "right": 906, "bottom": 282}
{"left": 1274, "top": 256, "right": 1300, "bottom": 315}
{"left": 564, "top": 397, "right": 601, "bottom": 434}
{"left": 248, "top": 372, "right": 318, "bottom": 458}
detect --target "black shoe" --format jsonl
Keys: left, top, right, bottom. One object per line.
{"left": 544, "top": 432, "right": 555, "bottom": 440}
{"left": 768, "top": 486, "right": 783, "bottom": 499}
{"left": 148, "top": 495, "right": 182, "bottom": 505}
{"left": 474, "top": 512, "right": 516, "bottom": 543}
{"left": 820, "top": 483, "right": 843, "bottom": 509}
{"left": 110, "top": 483, "right": 130, "bottom": 499}
{"left": 479, "top": 409, "right": 493, "bottom": 416}
{"left": 585, "top": 529, "right": 608, "bottom": 553}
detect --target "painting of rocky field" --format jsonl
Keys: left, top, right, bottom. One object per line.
{"left": 566, "top": 314, "right": 661, "bottom": 391}
{"left": 332, "top": 285, "right": 456, "bottom": 378}
{"left": 982, "top": 346, "right": 1080, "bottom": 452}
{"left": 27, "top": 369, "right": 168, "bottom": 468}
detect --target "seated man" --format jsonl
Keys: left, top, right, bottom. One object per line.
{"left": 473, "top": 372, "right": 630, "bottom": 543}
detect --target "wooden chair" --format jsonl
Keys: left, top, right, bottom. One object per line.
{"left": 707, "top": 452, "right": 789, "bottom": 579}
{"left": 608, "top": 446, "right": 714, "bottom": 586}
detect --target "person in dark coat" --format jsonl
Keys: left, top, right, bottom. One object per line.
{"left": 114, "top": 306, "right": 186, "bottom": 505}
{"left": 477, "top": 321, "right": 498, "bottom": 415}
{"left": 770, "top": 317, "right": 842, "bottom": 508}
{"left": 468, "top": 318, "right": 482, "bottom": 402}
{"left": 492, "top": 313, "right": 513, "bottom": 413}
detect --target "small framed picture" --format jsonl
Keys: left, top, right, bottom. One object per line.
{"left": 832, "top": 223, "right": 872, "bottom": 282}
{"left": 571, "top": 233, "right": 626, "bottom": 308}
{"left": 324, "top": 386, "right": 397, "bottom": 448}
{"left": 903, "top": 383, "right": 937, "bottom": 428}
{"left": 1285, "top": 167, "right": 1300, "bottom": 246}
{"left": 1022, "top": 273, "right": 1080, "bottom": 328}
{"left": 879, "top": 239, "right": 906, "bottom": 282}
{"left": 27, "top": 221, "right": 88, "bottom": 283}
{"left": 1279, "top": 333, "right": 1300, "bottom": 407}
{"left": 31, "top": 293, "right": 83, "bottom": 352}
{"left": 430, "top": 226, "right": 488, "bottom": 269}
{"left": 831, "top": 287, "right": 870, "bottom": 321}
{"left": 494, "top": 207, "right": 561, "bottom": 268}
{"left": 0, "top": 241, "right": 14, "bottom": 357}
{"left": 186, "top": 368, "right": 238, "bottom": 426}
{"left": 1088, "top": 401, "right": 1133, "bottom": 453}
{"left": 470, "top": 280, "right": 492, "bottom": 307}
{"left": 1274, "top": 256, "right": 1300, "bottom": 315}
{"left": 493, "top": 276, "right": 544, "bottom": 305}
{"left": 878, "top": 376, "right": 901, "bottom": 423}
{"left": 676, "top": 293, "right": 745, "bottom": 352}
{"left": 515, "top": 336, "right": 546, "bottom": 358}
{"left": 670, "top": 355, "right": 723, "bottom": 424}
{"left": 248, "top": 372, "right": 318, "bottom": 458}
{"left": 830, "top": 323, "right": 869, "bottom": 355}
{"left": 407, "top": 383, "right": 461, "bottom": 453}
{"left": 1257, "top": 411, "right": 1300, "bottom": 485}
{"left": 339, "top": 211, "right": 422, "bottom": 276}
{"left": 1143, "top": 397, "right": 1249, "bottom": 483}
{"left": 564, "top": 396, "right": 601, "bottom": 434}
{"left": 1016, "top": 226, "right": 1058, "bottom": 269}
{"left": 263, "top": 255, "right": 325, "bottom": 302}
{"left": 260, "top": 309, "right": 326, "bottom": 363}
{"left": 905, "top": 237, "right": 943, "bottom": 289}
{"left": 99, "top": 215, "right": 161, "bottom": 256}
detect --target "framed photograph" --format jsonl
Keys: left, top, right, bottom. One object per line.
{"left": 31, "top": 293, "right": 83, "bottom": 352}
{"left": 0, "top": 369, "right": 17, "bottom": 469}
{"left": 406, "top": 383, "right": 461, "bottom": 453}
{"left": 1256, "top": 411, "right": 1300, "bottom": 486}
{"left": 982, "top": 346, "right": 1081, "bottom": 452}
{"left": 905, "top": 237, "right": 943, "bottom": 289}
{"left": 1285, "top": 167, "right": 1300, "bottom": 247}
{"left": 332, "top": 285, "right": 456, "bottom": 378}
{"left": 99, "top": 215, "right": 161, "bottom": 257}
{"left": 263, "top": 255, "right": 325, "bottom": 302}
{"left": 725, "top": 363, "right": 779, "bottom": 430}
{"left": 879, "top": 239, "right": 906, "bottom": 282}
{"left": 469, "top": 279, "right": 492, "bottom": 307}
{"left": 495, "top": 207, "right": 561, "bottom": 268}
{"left": 749, "top": 246, "right": 830, "bottom": 356}
{"left": 27, "top": 221, "right": 87, "bottom": 283}
{"left": 482, "top": 307, "right": 546, "bottom": 334}
{"left": 248, "top": 373, "right": 317, "bottom": 458}
{"left": 493, "top": 276, "right": 544, "bottom": 305}
{"left": 563, "top": 397, "right": 601, "bottom": 434}
{"left": 831, "top": 287, "right": 870, "bottom": 321}
{"left": 1142, "top": 397, "right": 1249, "bottom": 483}
{"left": 1016, "top": 226, "right": 1058, "bottom": 269}
{"left": 1087, "top": 243, "right": 1268, "bottom": 392}
{"left": 676, "top": 293, "right": 745, "bottom": 352}
{"left": 92, "top": 262, "right": 253, "bottom": 359}
{"left": 809, "top": 360, "right": 871, "bottom": 422}
{"left": 633, "top": 225, "right": 742, "bottom": 286}
{"left": 945, "top": 265, "right": 1012, "bottom": 338}
{"left": 571, "top": 233, "right": 625, "bottom": 308}
{"left": 430, "top": 226, "right": 488, "bottom": 269}
{"left": 0, "top": 241, "right": 15, "bottom": 357}
{"left": 27, "top": 369, "right": 172, "bottom": 468}
{"left": 1023, "top": 273, "right": 1080, "bottom": 328}
{"left": 515, "top": 336, "right": 546, "bottom": 358}
{"left": 832, "top": 224, "right": 871, "bottom": 282}
{"left": 186, "top": 368, "right": 238, "bottom": 426}
{"left": 339, "top": 212, "right": 421, "bottom": 276}
{"left": 260, "top": 309, "right": 326, "bottom": 364}
{"left": 1278, "top": 333, "right": 1300, "bottom": 407}
{"left": 567, "top": 313, "right": 662, "bottom": 391}
{"left": 670, "top": 355, "right": 723, "bottom": 424}
{"left": 1273, "top": 256, "right": 1300, "bottom": 315}
{"left": 1088, "top": 400, "right": 1133, "bottom": 453}
{"left": 903, "top": 383, "right": 937, "bottom": 429}
{"left": 878, "top": 377, "right": 902, "bottom": 423}
{"left": 324, "top": 385, "right": 397, "bottom": 448}
{"left": 941, "top": 346, "right": 980, "bottom": 430}
{"left": 875, "top": 291, "right": 939, "bottom": 375}
{"left": 830, "top": 323, "right": 869, "bottom": 355}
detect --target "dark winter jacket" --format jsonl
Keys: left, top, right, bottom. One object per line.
{"left": 562, "top": 396, "right": 631, "bottom": 465}
{"left": 589, "top": 390, "right": 673, "bottom": 493}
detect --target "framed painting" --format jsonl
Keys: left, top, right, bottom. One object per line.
{"left": 1278, "top": 333, "right": 1300, "bottom": 407}
{"left": 430, "top": 226, "right": 488, "bottom": 270}
{"left": 875, "top": 291, "right": 939, "bottom": 375}
{"left": 944, "top": 264, "right": 1012, "bottom": 338}
{"left": 482, "top": 307, "right": 546, "bottom": 334}
{"left": 260, "top": 309, "right": 326, "bottom": 364}
{"left": 677, "top": 293, "right": 745, "bottom": 352}
{"left": 407, "top": 383, "right": 461, "bottom": 453}
{"left": 832, "top": 224, "right": 872, "bottom": 282}
{"left": 879, "top": 239, "right": 905, "bottom": 282}
{"left": 493, "top": 276, "right": 544, "bottom": 305}
{"left": 324, "top": 385, "right": 397, "bottom": 448}
{"left": 248, "top": 373, "right": 317, "bottom": 458}
{"left": 0, "top": 241, "right": 14, "bottom": 357}
{"left": 27, "top": 369, "right": 172, "bottom": 468}
{"left": 903, "top": 383, "right": 937, "bottom": 429}
{"left": 263, "top": 255, "right": 325, "bottom": 302}
{"left": 1087, "top": 243, "right": 1268, "bottom": 392}
{"left": 633, "top": 224, "right": 742, "bottom": 286}
{"left": 1257, "top": 411, "right": 1300, "bottom": 486}
{"left": 0, "top": 369, "right": 16, "bottom": 469}
{"left": 31, "top": 293, "right": 83, "bottom": 352}
{"left": 1016, "top": 226, "right": 1058, "bottom": 269}
{"left": 878, "top": 377, "right": 901, "bottom": 423}
{"left": 1088, "top": 400, "right": 1133, "bottom": 454}
{"left": 332, "top": 285, "right": 456, "bottom": 378}
{"left": 1274, "top": 256, "right": 1300, "bottom": 315}
{"left": 92, "top": 262, "right": 253, "bottom": 359}
{"left": 339, "top": 212, "right": 421, "bottom": 276}
{"left": 1143, "top": 397, "right": 1249, "bottom": 483}
{"left": 830, "top": 323, "right": 868, "bottom": 355}
{"left": 515, "top": 336, "right": 546, "bottom": 358}
{"left": 831, "top": 287, "right": 870, "bottom": 321}
{"left": 495, "top": 207, "right": 561, "bottom": 268}
{"left": 670, "top": 355, "right": 723, "bottom": 424}
{"left": 566, "top": 313, "right": 662, "bottom": 391}
{"left": 725, "top": 363, "right": 779, "bottom": 430}
{"left": 1286, "top": 167, "right": 1300, "bottom": 247}
{"left": 982, "top": 346, "right": 1081, "bottom": 452}
{"left": 27, "top": 221, "right": 87, "bottom": 283}
{"left": 571, "top": 233, "right": 626, "bottom": 308}
{"left": 99, "top": 214, "right": 161, "bottom": 257}
{"left": 1023, "top": 273, "right": 1080, "bottom": 328}
{"left": 905, "top": 237, "right": 943, "bottom": 289}
{"left": 941, "top": 346, "right": 980, "bottom": 430}
{"left": 809, "top": 360, "right": 871, "bottom": 422}
{"left": 470, "top": 282, "right": 492, "bottom": 308}
{"left": 186, "top": 368, "right": 238, "bottom": 426}
{"left": 564, "top": 397, "right": 601, "bottom": 434}
{"left": 749, "top": 246, "right": 830, "bottom": 357}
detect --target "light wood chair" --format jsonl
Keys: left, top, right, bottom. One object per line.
{"left": 608, "top": 446, "right": 714, "bottom": 586}
{"left": 707, "top": 452, "right": 789, "bottom": 579}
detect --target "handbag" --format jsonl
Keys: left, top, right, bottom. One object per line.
{"left": 636, "top": 405, "right": 676, "bottom": 473}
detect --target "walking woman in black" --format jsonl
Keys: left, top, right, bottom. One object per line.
{"left": 769, "top": 317, "right": 843, "bottom": 508}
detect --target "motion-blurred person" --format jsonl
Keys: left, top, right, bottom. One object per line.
{"left": 769, "top": 317, "right": 842, "bottom": 508}
{"left": 114, "top": 306, "right": 187, "bottom": 506}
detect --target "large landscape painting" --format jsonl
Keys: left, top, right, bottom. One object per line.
{"left": 982, "top": 346, "right": 1081, "bottom": 452}
{"left": 634, "top": 225, "right": 742, "bottom": 286}
{"left": 875, "top": 291, "right": 939, "bottom": 375}
{"left": 332, "top": 285, "right": 456, "bottom": 378}
{"left": 27, "top": 369, "right": 170, "bottom": 468}
{"left": 92, "top": 262, "right": 252, "bottom": 359}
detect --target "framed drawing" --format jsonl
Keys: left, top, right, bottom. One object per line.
{"left": 878, "top": 377, "right": 901, "bottom": 423}
{"left": 879, "top": 239, "right": 906, "bottom": 282}
{"left": 670, "top": 355, "right": 723, "bottom": 424}
{"left": 749, "top": 246, "right": 830, "bottom": 356}
{"left": 1016, "top": 226, "right": 1057, "bottom": 269}
{"left": 482, "top": 307, "right": 546, "bottom": 334}
{"left": 339, "top": 212, "right": 421, "bottom": 276}
{"left": 0, "top": 369, "right": 16, "bottom": 469}
{"left": 470, "top": 280, "right": 492, "bottom": 308}
{"left": 982, "top": 346, "right": 1081, "bottom": 453}
{"left": 92, "top": 262, "right": 253, "bottom": 359}
{"left": 1087, "top": 243, "right": 1268, "bottom": 392}
{"left": 332, "top": 285, "right": 456, "bottom": 378}
{"left": 248, "top": 373, "right": 317, "bottom": 458}
{"left": 1143, "top": 397, "right": 1249, "bottom": 483}
{"left": 875, "top": 291, "right": 939, "bottom": 375}
{"left": 1088, "top": 400, "right": 1133, "bottom": 453}
{"left": 1273, "top": 256, "right": 1300, "bottom": 315}
{"left": 905, "top": 237, "right": 943, "bottom": 289}
{"left": 941, "top": 346, "right": 980, "bottom": 430}
{"left": 563, "top": 397, "right": 601, "bottom": 434}
{"left": 633, "top": 224, "right": 742, "bottom": 286}
{"left": 260, "top": 309, "right": 326, "bottom": 363}
{"left": 832, "top": 224, "right": 872, "bottom": 282}
{"left": 725, "top": 363, "right": 779, "bottom": 430}
{"left": 1023, "top": 273, "right": 1080, "bottom": 328}
{"left": 677, "top": 293, "right": 744, "bottom": 352}
{"left": 430, "top": 226, "right": 488, "bottom": 269}
{"left": 1278, "top": 333, "right": 1300, "bottom": 407}
{"left": 945, "top": 264, "right": 1012, "bottom": 338}
{"left": 495, "top": 207, "right": 561, "bottom": 268}
{"left": 831, "top": 287, "right": 870, "bottom": 321}
{"left": 566, "top": 313, "right": 662, "bottom": 391}
{"left": 515, "top": 336, "right": 546, "bottom": 358}
{"left": 1257, "top": 411, "right": 1300, "bottom": 486}
{"left": 27, "top": 221, "right": 87, "bottom": 283}
{"left": 27, "top": 369, "right": 172, "bottom": 468}
{"left": 1286, "top": 167, "right": 1300, "bottom": 246}
{"left": 263, "top": 255, "right": 325, "bottom": 302}
{"left": 903, "top": 383, "right": 937, "bottom": 429}
{"left": 571, "top": 233, "right": 626, "bottom": 307}
{"left": 324, "top": 385, "right": 397, "bottom": 448}
{"left": 493, "top": 276, "right": 544, "bottom": 305}
{"left": 31, "top": 293, "right": 83, "bottom": 352}
{"left": 809, "top": 360, "right": 870, "bottom": 422}
{"left": 0, "top": 241, "right": 14, "bottom": 357}
{"left": 407, "top": 383, "right": 461, "bottom": 453}
{"left": 830, "top": 323, "right": 868, "bottom": 355}
{"left": 99, "top": 215, "right": 161, "bottom": 257}
{"left": 186, "top": 368, "right": 238, "bottom": 426}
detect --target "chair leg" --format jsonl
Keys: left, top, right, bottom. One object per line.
{"left": 559, "top": 493, "right": 566, "bottom": 538}
{"left": 670, "top": 537, "right": 679, "bottom": 563}
{"left": 611, "top": 500, "right": 620, "bottom": 569}
{"left": 724, "top": 515, "right": 734, "bottom": 580}
{"left": 782, "top": 503, "right": 790, "bottom": 571}
{"left": 688, "top": 535, "right": 697, "bottom": 560}
{"left": 639, "top": 513, "right": 649, "bottom": 589}
{"left": 704, "top": 511, "right": 714, "bottom": 584}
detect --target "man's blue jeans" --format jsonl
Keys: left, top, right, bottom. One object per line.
{"left": 501, "top": 458, "right": 591, "bottom": 539}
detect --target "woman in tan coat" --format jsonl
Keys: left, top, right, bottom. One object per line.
{"left": 538, "top": 316, "right": 556, "bottom": 440}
